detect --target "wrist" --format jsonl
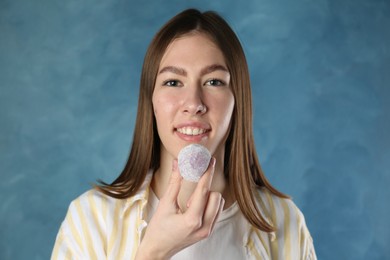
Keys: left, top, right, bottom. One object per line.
{"left": 135, "top": 242, "right": 171, "bottom": 260}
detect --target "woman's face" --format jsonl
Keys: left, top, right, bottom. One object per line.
{"left": 152, "top": 33, "right": 235, "bottom": 159}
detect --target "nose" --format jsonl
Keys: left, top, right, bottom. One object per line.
{"left": 182, "top": 86, "right": 207, "bottom": 115}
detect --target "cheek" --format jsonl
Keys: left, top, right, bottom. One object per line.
{"left": 218, "top": 95, "right": 235, "bottom": 123}
{"left": 152, "top": 94, "right": 175, "bottom": 120}
{"left": 222, "top": 97, "right": 235, "bottom": 137}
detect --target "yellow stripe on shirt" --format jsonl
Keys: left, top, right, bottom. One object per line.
{"left": 75, "top": 199, "right": 98, "bottom": 259}
{"left": 107, "top": 199, "right": 123, "bottom": 257}
{"left": 264, "top": 189, "right": 279, "bottom": 259}
{"left": 117, "top": 202, "right": 135, "bottom": 259}
{"left": 280, "top": 198, "right": 292, "bottom": 260}
{"left": 87, "top": 192, "right": 106, "bottom": 255}
{"left": 67, "top": 204, "right": 84, "bottom": 255}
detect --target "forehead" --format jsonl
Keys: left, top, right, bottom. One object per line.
{"left": 159, "top": 33, "right": 226, "bottom": 67}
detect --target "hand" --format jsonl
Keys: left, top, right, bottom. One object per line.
{"left": 135, "top": 158, "right": 225, "bottom": 259}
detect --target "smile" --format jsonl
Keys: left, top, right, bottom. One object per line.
{"left": 176, "top": 127, "right": 208, "bottom": 136}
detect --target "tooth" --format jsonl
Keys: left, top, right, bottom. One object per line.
{"left": 177, "top": 127, "right": 208, "bottom": 135}
{"left": 185, "top": 128, "right": 192, "bottom": 135}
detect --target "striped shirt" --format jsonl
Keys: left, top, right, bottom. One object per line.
{"left": 52, "top": 172, "right": 316, "bottom": 259}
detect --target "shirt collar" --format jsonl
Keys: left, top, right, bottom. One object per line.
{"left": 121, "top": 170, "right": 154, "bottom": 217}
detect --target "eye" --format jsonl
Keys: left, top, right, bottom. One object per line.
{"left": 163, "top": 80, "right": 182, "bottom": 87}
{"left": 205, "top": 79, "right": 226, "bottom": 87}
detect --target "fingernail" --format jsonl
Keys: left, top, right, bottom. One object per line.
{"left": 211, "top": 157, "right": 216, "bottom": 167}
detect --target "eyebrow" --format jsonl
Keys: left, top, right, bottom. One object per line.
{"left": 158, "top": 66, "right": 187, "bottom": 76}
{"left": 200, "top": 64, "right": 229, "bottom": 75}
{"left": 158, "top": 64, "right": 229, "bottom": 76}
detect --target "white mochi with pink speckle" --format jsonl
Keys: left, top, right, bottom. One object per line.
{"left": 178, "top": 144, "right": 211, "bottom": 182}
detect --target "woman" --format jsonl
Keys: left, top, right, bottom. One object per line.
{"left": 52, "top": 9, "right": 316, "bottom": 259}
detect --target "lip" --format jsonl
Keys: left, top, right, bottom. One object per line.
{"left": 174, "top": 122, "right": 211, "bottom": 142}
{"left": 175, "top": 121, "right": 211, "bottom": 130}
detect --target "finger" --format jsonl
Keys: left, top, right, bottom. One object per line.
{"left": 163, "top": 160, "right": 183, "bottom": 203}
{"left": 197, "top": 192, "right": 223, "bottom": 239}
{"left": 186, "top": 157, "right": 216, "bottom": 217}
{"left": 186, "top": 192, "right": 194, "bottom": 209}
{"left": 186, "top": 157, "right": 216, "bottom": 208}
{"left": 199, "top": 157, "right": 216, "bottom": 189}
{"left": 206, "top": 195, "right": 225, "bottom": 236}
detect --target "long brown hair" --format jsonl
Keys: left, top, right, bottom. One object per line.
{"left": 97, "top": 9, "right": 288, "bottom": 232}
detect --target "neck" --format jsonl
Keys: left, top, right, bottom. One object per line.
{"left": 151, "top": 145, "right": 234, "bottom": 209}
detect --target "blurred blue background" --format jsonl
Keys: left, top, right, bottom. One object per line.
{"left": 1, "top": 0, "right": 389, "bottom": 259}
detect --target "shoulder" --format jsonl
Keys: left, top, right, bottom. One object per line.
{"left": 54, "top": 189, "right": 124, "bottom": 258}
{"left": 53, "top": 177, "right": 152, "bottom": 259}
{"left": 64, "top": 172, "right": 153, "bottom": 223}
{"left": 252, "top": 188, "right": 317, "bottom": 259}
{"left": 254, "top": 187, "right": 307, "bottom": 230}
{"left": 61, "top": 188, "right": 132, "bottom": 236}
{"left": 67, "top": 189, "right": 126, "bottom": 216}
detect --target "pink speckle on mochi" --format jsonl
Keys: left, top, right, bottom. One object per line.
{"left": 178, "top": 144, "right": 211, "bottom": 182}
